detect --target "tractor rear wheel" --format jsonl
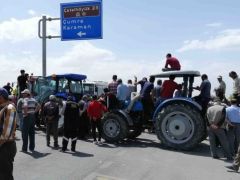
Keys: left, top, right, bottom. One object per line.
{"left": 155, "top": 103, "right": 205, "bottom": 150}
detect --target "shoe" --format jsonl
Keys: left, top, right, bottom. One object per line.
{"left": 226, "top": 157, "right": 234, "bottom": 161}
{"left": 47, "top": 143, "right": 50, "bottom": 147}
{"left": 225, "top": 165, "right": 239, "bottom": 172}
{"left": 71, "top": 148, "right": 76, "bottom": 152}
{"left": 60, "top": 149, "right": 66, "bottom": 153}
{"left": 21, "top": 149, "right": 27, "bottom": 152}
{"left": 54, "top": 144, "right": 59, "bottom": 148}
{"left": 93, "top": 141, "right": 98, "bottom": 144}
{"left": 213, "top": 155, "right": 220, "bottom": 159}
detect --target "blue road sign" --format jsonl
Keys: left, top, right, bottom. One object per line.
{"left": 60, "top": 0, "right": 102, "bottom": 41}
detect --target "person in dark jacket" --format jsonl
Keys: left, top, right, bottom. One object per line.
{"left": 43, "top": 95, "right": 59, "bottom": 148}
{"left": 61, "top": 96, "right": 80, "bottom": 152}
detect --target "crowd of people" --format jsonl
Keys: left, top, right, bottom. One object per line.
{"left": 1, "top": 54, "right": 240, "bottom": 179}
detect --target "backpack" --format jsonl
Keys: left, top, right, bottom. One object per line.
{"left": 44, "top": 102, "right": 58, "bottom": 121}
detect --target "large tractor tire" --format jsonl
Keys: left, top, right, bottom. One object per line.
{"left": 101, "top": 113, "right": 128, "bottom": 143}
{"left": 155, "top": 103, "right": 205, "bottom": 150}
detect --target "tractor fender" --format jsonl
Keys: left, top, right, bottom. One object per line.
{"left": 153, "top": 98, "right": 202, "bottom": 122}
{"left": 109, "top": 109, "right": 134, "bottom": 126}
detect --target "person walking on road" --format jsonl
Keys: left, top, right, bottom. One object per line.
{"left": 87, "top": 95, "right": 107, "bottom": 144}
{"left": 21, "top": 89, "right": 40, "bottom": 152}
{"left": 0, "top": 88, "right": 17, "bottom": 180}
{"left": 43, "top": 95, "right": 59, "bottom": 148}
{"left": 61, "top": 96, "right": 80, "bottom": 152}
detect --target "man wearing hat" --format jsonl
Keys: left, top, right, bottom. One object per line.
{"left": 214, "top": 75, "right": 226, "bottom": 100}
{"left": 0, "top": 88, "right": 17, "bottom": 180}
{"left": 21, "top": 89, "right": 40, "bottom": 152}
{"left": 43, "top": 95, "right": 59, "bottom": 148}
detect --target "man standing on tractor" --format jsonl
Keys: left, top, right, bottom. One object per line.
{"left": 162, "top": 53, "right": 181, "bottom": 72}
{"left": 160, "top": 75, "right": 180, "bottom": 100}
{"left": 116, "top": 79, "right": 129, "bottom": 108}
{"left": 193, "top": 74, "right": 211, "bottom": 115}
{"left": 229, "top": 71, "right": 240, "bottom": 105}
{"left": 108, "top": 75, "right": 118, "bottom": 96}
{"left": 43, "top": 95, "right": 59, "bottom": 148}
{"left": 214, "top": 75, "right": 226, "bottom": 101}
{"left": 17, "top": 70, "right": 28, "bottom": 98}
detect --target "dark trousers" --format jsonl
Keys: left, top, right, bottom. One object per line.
{"left": 46, "top": 120, "right": 58, "bottom": 146}
{"left": 142, "top": 98, "right": 154, "bottom": 121}
{"left": 0, "top": 141, "right": 17, "bottom": 180}
{"left": 62, "top": 129, "right": 78, "bottom": 151}
{"left": 208, "top": 127, "right": 232, "bottom": 158}
{"left": 22, "top": 114, "right": 35, "bottom": 151}
{"left": 227, "top": 123, "right": 240, "bottom": 155}
{"left": 91, "top": 120, "right": 102, "bottom": 141}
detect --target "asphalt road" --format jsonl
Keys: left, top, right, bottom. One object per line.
{"left": 13, "top": 129, "right": 239, "bottom": 180}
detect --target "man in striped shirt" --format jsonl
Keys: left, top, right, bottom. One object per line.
{"left": 21, "top": 89, "right": 40, "bottom": 152}
{"left": 0, "top": 88, "right": 17, "bottom": 180}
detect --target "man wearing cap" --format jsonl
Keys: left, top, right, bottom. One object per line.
{"left": 214, "top": 75, "right": 226, "bottom": 100}
{"left": 61, "top": 96, "right": 80, "bottom": 152}
{"left": 21, "top": 89, "right": 40, "bottom": 152}
{"left": 229, "top": 71, "right": 240, "bottom": 105}
{"left": 43, "top": 95, "right": 59, "bottom": 148}
{"left": 0, "top": 88, "right": 17, "bottom": 180}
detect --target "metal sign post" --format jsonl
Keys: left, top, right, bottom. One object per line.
{"left": 38, "top": 16, "right": 61, "bottom": 77}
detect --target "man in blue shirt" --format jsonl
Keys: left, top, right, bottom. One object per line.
{"left": 116, "top": 79, "right": 129, "bottom": 108}
{"left": 141, "top": 76, "right": 155, "bottom": 121}
{"left": 226, "top": 98, "right": 240, "bottom": 155}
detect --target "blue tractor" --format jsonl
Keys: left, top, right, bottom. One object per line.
{"left": 101, "top": 71, "right": 206, "bottom": 150}
{"left": 32, "top": 73, "right": 87, "bottom": 131}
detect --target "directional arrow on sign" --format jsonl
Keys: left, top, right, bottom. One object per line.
{"left": 77, "top": 31, "right": 87, "bottom": 37}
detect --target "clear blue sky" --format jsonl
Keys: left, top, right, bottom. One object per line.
{"left": 0, "top": 0, "right": 240, "bottom": 96}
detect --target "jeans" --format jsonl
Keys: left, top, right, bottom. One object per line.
{"left": 91, "top": 120, "right": 102, "bottom": 141}
{"left": 22, "top": 114, "right": 35, "bottom": 151}
{"left": 0, "top": 141, "right": 17, "bottom": 180}
{"left": 226, "top": 123, "right": 240, "bottom": 155}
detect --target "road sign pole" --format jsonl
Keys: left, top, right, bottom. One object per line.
{"left": 42, "top": 16, "right": 47, "bottom": 77}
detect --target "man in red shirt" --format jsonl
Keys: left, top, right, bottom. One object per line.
{"left": 160, "top": 75, "right": 181, "bottom": 99}
{"left": 87, "top": 95, "right": 107, "bottom": 143}
{"left": 162, "top": 53, "right": 181, "bottom": 72}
